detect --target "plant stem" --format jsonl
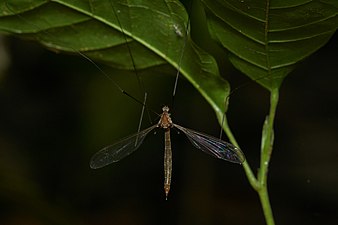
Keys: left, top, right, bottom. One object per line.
{"left": 221, "top": 88, "right": 279, "bottom": 225}
{"left": 258, "top": 185, "right": 275, "bottom": 225}
{"left": 220, "top": 107, "right": 259, "bottom": 189}
{"left": 256, "top": 88, "right": 279, "bottom": 225}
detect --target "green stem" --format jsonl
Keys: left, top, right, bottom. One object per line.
{"left": 221, "top": 88, "right": 279, "bottom": 225}
{"left": 258, "top": 185, "right": 275, "bottom": 225}
{"left": 256, "top": 88, "right": 279, "bottom": 225}
{"left": 221, "top": 107, "right": 259, "bottom": 190}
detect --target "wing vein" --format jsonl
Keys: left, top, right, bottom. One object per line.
{"left": 90, "top": 125, "right": 157, "bottom": 169}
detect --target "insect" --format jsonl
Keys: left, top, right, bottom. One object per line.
{"left": 90, "top": 106, "right": 245, "bottom": 198}
{"left": 85, "top": 1, "right": 246, "bottom": 199}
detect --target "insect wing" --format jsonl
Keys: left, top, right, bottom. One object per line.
{"left": 173, "top": 124, "right": 245, "bottom": 164}
{"left": 90, "top": 125, "right": 157, "bottom": 169}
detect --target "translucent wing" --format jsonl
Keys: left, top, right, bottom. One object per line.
{"left": 90, "top": 125, "right": 157, "bottom": 169}
{"left": 173, "top": 124, "right": 245, "bottom": 164}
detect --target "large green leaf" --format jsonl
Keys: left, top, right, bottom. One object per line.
{"left": 0, "top": 0, "right": 229, "bottom": 117}
{"left": 202, "top": 0, "right": 338, "bottom": 91}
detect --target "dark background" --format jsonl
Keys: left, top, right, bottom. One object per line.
{"left": 0, "top": 22, "right": 338, "bottom": 225}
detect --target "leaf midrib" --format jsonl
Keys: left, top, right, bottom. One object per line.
{"left": 53, "top": 0, "right": 181, "bottom": 72}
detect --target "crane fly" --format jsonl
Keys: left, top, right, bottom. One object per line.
{"left": 90, "top": 106, "right": 245, "bottom": 198}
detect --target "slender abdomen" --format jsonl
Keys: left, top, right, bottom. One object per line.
{"left": 164, "top": 129, "right": 172, "bottom": 199}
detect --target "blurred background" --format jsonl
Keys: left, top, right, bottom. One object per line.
{"left": 0, "top": 21, "right": 338, "bottom": 225}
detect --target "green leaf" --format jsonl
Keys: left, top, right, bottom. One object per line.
{"left": 0, "top": 0, "right": 229, "bottom": 117}
{"left": 202, "top": 0, "right": 338, "bottom": 91}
